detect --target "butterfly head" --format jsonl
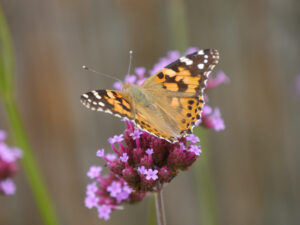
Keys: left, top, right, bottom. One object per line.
{"left": 121, "top": 82, "right": 132, "bottom": 92}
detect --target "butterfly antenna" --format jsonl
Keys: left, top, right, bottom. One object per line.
{"left": 127, "top": 50, "right": 133, "bottom": 76}
{"left": 82, "top": 65, "right": 122, "bottom": 82}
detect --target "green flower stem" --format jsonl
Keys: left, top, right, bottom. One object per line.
{"left": 3, "top": 97, "right": 60, "bottom": 225}
{"left": 0, "top": 7, "right": 60, "bottom": 225}
{"left": 193, "top": 128, "right": 219, "bottom": 225}
{"left": 167, "top": 0, "right": 189, "bottom": 51}
{"left": 147, "top": 195, "right": 157, "bottom": 225}
{"left": 155, "top": 190, "right": 167, "bottom": 225}
{"left": 166, "top": 1, "right": 219, "bottom": 225}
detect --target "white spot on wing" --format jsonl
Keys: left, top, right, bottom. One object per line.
{"left": 98, "top": 102, "right": 105, "bottom": 107}
{"left": 82, "top": 94, "right": 89, "bottom": 99}
{"left": 180, "top": 56, "right": 193, "bottom": 65}
{"left": 198, "top": 50, "right": 204, "bottom": 55}
{"left": 105, "top": 109, "right": 112, "bottom": 114}
{"left": 92, "top": 90, "right": 101, "bottom": 99}
{"left": 198, "top": 64, "right": 204, "bottom": 69}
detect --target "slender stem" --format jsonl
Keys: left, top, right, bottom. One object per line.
{"left": 147, "top": 195, "right": 156, "bottom": 225}
{"left": 167, "top": 0, "right": 189, "bottom": 51}
{"left": 0, "top": 7, "right": 60, "bottom": 225}
{"left": 4, "top": 97, "right": 60, "bottom": 225}
{"left": 155, "top": 190, "right": 167, "bottom": 225}
{"left": 194, "top": 127, "right": 219, "bottom": 225}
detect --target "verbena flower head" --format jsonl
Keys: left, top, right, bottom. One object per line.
{"left": 0, "top": 130, "right": 23, "bottom": 195}
{"left": 85, "top": 47, "right": 228, "bottom": 220}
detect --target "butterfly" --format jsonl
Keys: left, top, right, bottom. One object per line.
{"left": 81, "top": 48, "right": 219, "bottom": 143}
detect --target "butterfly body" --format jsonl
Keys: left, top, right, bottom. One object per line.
{"left": 81, "top": 49, "right": 219, "bottom": 143}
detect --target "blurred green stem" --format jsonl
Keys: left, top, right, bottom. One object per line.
{"left": 3, "top": 97, "right": 60, "bottom": 225}
{"left": 155, "top": 190, "right": 167, "bottom": 225}
{"left": 0, "top": 7, "right": 60, "bottom": 225}
{"left": 167, "top": 0, "right": 189, "bottom": 51}
{"left": 194, "top": 128, "right": 219, "bottom": 225}
{"left": 166, "top": 1, "right": 219, "bottom": 225}
{"left": 147, "top": 195, "right": 156, "bottom": 225}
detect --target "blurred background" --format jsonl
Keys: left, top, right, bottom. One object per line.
{"left": 0, "top": 0, "right": 299, "bottom": 225}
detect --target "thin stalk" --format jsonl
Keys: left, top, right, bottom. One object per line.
{"left": 193, "top": 127, "right": 219, "bottom": 225}
{"left": 0, "top": 7, "right": 60, "bottom": 225}
{"left": 166, "top": 1, "right": 219, "bottom": 224}
{"left": 155, "top": 190, "right": 167, "bottom": 225}
{"left": 147, "top": 195, "right": 156, "bottom": 225}
{"left": 166, "top": 0, "right": 189, "bottom": 51}
{"left": 4, "top": 97, "right": 60, "bottom": 225}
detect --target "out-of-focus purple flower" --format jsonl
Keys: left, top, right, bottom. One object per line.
{"left": 201, "top": 106, "right": 225, "bottom": 131}
{"left": 85, "top": 195, "right": 99, "bottom": 209}
{"left": 185, "top": 46, "right": 199, "bottom": 55}
{"left": 85, "top": 47, "right": 228, "bottom": 220}
{"left": 124, "top": 75, "right": 136, "bottom": 84}
{"left": 296, "top": 75, "right": 300, "bottom": 96}
{"left": 106, "top": 153, "right": 117, "bottom": 161}
{"left": 107, "top": 181, "right": 122, "bottom": 197}
{"left": 134, "top": 67, "right": 146, "bottom": 79}
{"left": 188, "top": 145, "right": 202, "bottom": 156}
{"left": 87, "top": 166, "right": 102, "bottom": 179}
{"left": 149, "top": 50, "right": 181, "bottom": 75}
{"left": 137, "top": 166, "right": 146, "bottom": 175}
{"left": 186, "top": 134, "right": 200, "bottom": 144}
{"left": 120, "top": 153, "right": 129, "bottom": 163}
{"left": 0, "top": 130, "right": 7, "bottom": 141}
{"left": 113, "top": 81, "right": 122, "bottom": 90}
{"left": 145, "top": 169, "right": 158, "bottom": 181}
{"left": 145, "top": 148, "right": 153, "bottom": 155}
{"left": 108, "top": 134, "right": 124, "bottom": 144}
{"left": 0, "top": 130, "right": 22, "bottom": 196}
{"left": 206, "top": 70, "right": 230, "bottom": 90}
{"left": 86, "top": 182, "right": 98, "bottom": 197}
{"left": 96, "top": 149, "right": 105, "bottom": 158}
{"left": 97, "top": 205, "right": 112, "bottom": 221}
{"left": 85, "top": 169, "right": 145, "bottom": 220}
{"left": 0, "top": 179, "right": 16, "bottom": 195}
{"left": 129, "top": 130, "right": 143, "bottom": 140}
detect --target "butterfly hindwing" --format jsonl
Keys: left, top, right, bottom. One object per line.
{"left": 139, "top": 49, "right": 219, "bottom": 141}
{"left": 80, "top": 90, "right": 134, "bottom": 120}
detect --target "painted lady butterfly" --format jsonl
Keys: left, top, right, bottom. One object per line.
{"left": 81, "top": 49, "right": 219, "bottom": 143}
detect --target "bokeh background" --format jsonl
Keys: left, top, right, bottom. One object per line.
{"left": 0, "top": 0, "right": 299, "bottom": 225}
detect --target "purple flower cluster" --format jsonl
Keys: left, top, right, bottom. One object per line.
{"left": 0, "top": 130, "right": 22, "bottom": 195}
{"left": 85, "top": 47, "right": 228, "bottom": 220}
{"left": 85, "top": 164, "right": 145, "bottom": 220}
{"left": 86, "top": 124, "right": 201, "bottom": 220}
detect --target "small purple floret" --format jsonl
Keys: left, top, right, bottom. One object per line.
{"left": 120, "top": 153, "right": 129, "bottom": 163}
{"left": 96, "top": 149, "right": 105, "bottom": 158}
{"left": 189, "top": 145, "right": 202, "bottom": 156}
{"left": 97, "top": 205, "right": 112, "bottom": 221}
{"left": 106, "top": 181, "right": 122, "bottom": 197}
{"left": 87, "top": 166, "right": 102, "bottom": 179}
{"left": 145, "top": 169, "right": 158, "bottom": 181}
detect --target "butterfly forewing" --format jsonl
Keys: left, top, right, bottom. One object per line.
{"left": 142, "top": 48, "right": 219, "bottom": 95}
{"left": 81, "top": 90, "right": 134, "bottom": 120}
